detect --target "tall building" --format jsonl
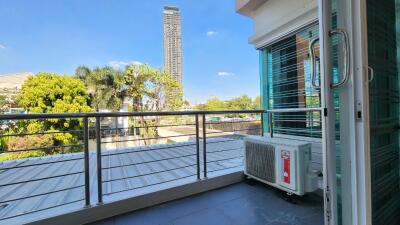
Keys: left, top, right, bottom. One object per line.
{"left": 163, "top": 6, "right": 182, "bottom": 103}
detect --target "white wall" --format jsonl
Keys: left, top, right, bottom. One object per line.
{"left": 238, "top": 0, "right": 322, "bottom": 172}
{"left": 249, "top": 0, "right": 317, "bottom": 48}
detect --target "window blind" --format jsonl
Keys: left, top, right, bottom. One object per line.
{"left": 261, "top": 23, "right": 322, "bottom": 138}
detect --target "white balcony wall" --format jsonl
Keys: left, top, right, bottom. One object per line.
{"left": 248, "top": 0, "right": 317, "bottom": 48}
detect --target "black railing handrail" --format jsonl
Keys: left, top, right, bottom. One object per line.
{"left": 0, "top": 109, "right": 265, "bottom": 120}
{"left": 0, "top": 109, "right": 265, "bottom": 220}
{"left": 266, "top": 107, "right": 322, "bottom": 138}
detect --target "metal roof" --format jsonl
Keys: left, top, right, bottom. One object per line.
{"left": 0, "top": 138, "right": 244, "bottom": 225}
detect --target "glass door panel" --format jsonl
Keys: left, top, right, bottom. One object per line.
{"left": 316, "top": 0, "right": 354, "bottom": 224}
{"left": 366, "top": 0, "right": 400, "bottom": 224}
{"left": 260, "top": 24, "right": 322, "bottom": 138}
{"left": 333, "top": 1, "right": 353, "bottom": 224}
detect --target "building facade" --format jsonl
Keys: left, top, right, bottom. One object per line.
{"left": 163, "top": 6, "right": 183, "bottom": 103}
{"left": 237, "top": 0, "right": 400, "bottom": 225}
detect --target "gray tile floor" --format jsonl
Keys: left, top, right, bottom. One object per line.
{"left": 89, "top": 181, "right": 324, "bottom": 225}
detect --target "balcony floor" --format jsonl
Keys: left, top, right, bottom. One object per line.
{"left": 90, "top": 181, "right": 324, "bottom": 225}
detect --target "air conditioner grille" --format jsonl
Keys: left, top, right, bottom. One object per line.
{"left": 245, "top": 141, "right": 275, "bottom": 183}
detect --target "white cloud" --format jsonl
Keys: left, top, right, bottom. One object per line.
{"left": 0, "top": 44, "right": 5, "bottom": 49}
{"left": 206, "top": 31, "right": 218, "bottom": 37}
{"left": 217, "top": 71, "right": 235, "bottom": 76}
{"left": 108, "top": 60, "right": 142, "bottom": 69}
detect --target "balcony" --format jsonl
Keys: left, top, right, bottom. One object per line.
{"left": 91, "top": 182, "right": 323, "bottom": 225}
{"left": 0, "top": 110, "right": 323, "bottom": 225}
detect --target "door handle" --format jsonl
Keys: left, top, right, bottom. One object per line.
{"left": 330, "top": 29, "right": 350, "bottom": 88}
{"left": 309, "top": 29, "right": 350, "bottom": 89}
{"left": 368, "top": 66, "right": 374, "bottom": 82}
{"left": 309, "top": 38, "right": 320, "bottom": 88}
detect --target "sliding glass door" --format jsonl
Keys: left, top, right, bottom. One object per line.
{"left": 366, "top": 0, "right": 400, "bottom": 224}
{"left": 320, "top": 0, "right": 400, "bottom": 224}
{"left": 315, "top": 0, "right": 355, "bottom": 224}
{"left": 260, "top": 23, "right": 322, "bottom": 138}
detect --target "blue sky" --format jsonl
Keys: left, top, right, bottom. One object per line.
{"left": 0, "top": 0, "right": 259, "bottom": 104}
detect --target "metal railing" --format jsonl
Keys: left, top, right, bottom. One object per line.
{"left": 0, "top": 114, "right": 89, "bottom": 223}
{"left": 91, "top": 110, "right": 263, "bottom": 204}
{"left": 267, "top": 107, "right": 323, "bottom": 138}
{"left": 0, "top": 109, "right": 264, "bottom": 222}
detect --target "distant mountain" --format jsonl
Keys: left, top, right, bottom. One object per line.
{"left": 0, "top": 72, "right": 34, "bottom": 90}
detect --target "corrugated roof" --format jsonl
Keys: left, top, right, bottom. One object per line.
{"left": 0, "top": 138, "right": 244, "bottom": 225}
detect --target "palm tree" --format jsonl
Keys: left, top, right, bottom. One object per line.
{"left": 101, "top": 68, "right": 126, "bottom": 138}
{"left": 76, "top": 66, "right": 127, "bottom": 139}
{"left": 102, "top": 68, "right": 126, "bottom": 112}
{"left": 75, "top": 65, "right": 126, "bottom": 112}
{"left": 76, "top": 63, "right": 183, "bottom": 144}
{"left": 76, "top": 65, "right": 105, "bottom": 112}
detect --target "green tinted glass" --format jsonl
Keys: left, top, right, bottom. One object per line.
{"left": 367, "top": 0, "right": 400, "bottom": 224}
{"left": 260, "top": 23, "right": 322, "bottom": 138}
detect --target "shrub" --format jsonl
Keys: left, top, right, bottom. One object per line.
{"left": 0, "top": 135, "right": 54, "bottom": 161}
{"left": 0, "top": 137, "right": 6, "bottom": 152}
{"left": 6, "top": 135, "right": 54, "bottom": 151}
{"left": 0, "top": 151, "right": 46, "bottom": 161}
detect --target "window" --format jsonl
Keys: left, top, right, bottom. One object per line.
{"left": 260, "top": 23, "right": 322, "bottom": 138}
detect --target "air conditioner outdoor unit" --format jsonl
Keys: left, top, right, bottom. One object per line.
{"left": 244, "top": 136, "right": 318, "bottom": 196}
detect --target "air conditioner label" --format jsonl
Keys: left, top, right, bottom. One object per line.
{"left": 281, "top": 150, "right": 290, "bottom": 184}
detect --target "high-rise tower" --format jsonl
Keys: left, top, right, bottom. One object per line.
{"left": 163, "top": 6, "right": 182, "bottom": 102}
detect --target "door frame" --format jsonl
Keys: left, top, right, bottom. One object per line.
{"left": 317, "top": 1, "right": 337, "bottom": 224}
{"left": 350, "top": 0, "right": 372, "bottom": 224}
{"left": 318, "top": 0, "right": 372, "bottom": 224}
{"left": 344, "top": 0, "right": 372, "bottom": 224}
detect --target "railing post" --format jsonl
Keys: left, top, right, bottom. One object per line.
{"left": 195, "top": 114, "right": 200, "bottom": 180}
{"left": 202, "top": 113, "right": 207, "bottom": 178}
{"left": 260, "top": 112, "right": 264, "bottom": 137}
{"left": 83, "top": 116, "right": 90, "bottom": 207}
{"left": 269, "top": 112, "right": 273, "bottom": 138}
{"left": 96, "top": 116, "right": 103, "bottom": 204}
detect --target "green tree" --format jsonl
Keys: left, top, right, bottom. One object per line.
{"left": 194, "top": 95, "right": 259, "bottom": 118}
{"left": 124, "top": 64, "right": 183, "bottom": 111}
{"left": 202, "top": 97, "right": 226, "bottom": 110}
{"left": 152, "top": 69, "right": 183, "bottom": 111}
{"left": 76, "top": 65, "right": 126, "bottom": 112}
{"left": 195, "top": 103, "right": 206, "bottom": 110}
{"left": 18, "top": 73, "right": 92, "bottom": 114}
{"left": 226, "top": 95, "right": 253, "bottom": 110}
{"left": 0, "top": 95, "right": 7, "bottom": 112}
{"left": 123, "top": 64, "right": 183, "bottom": 142}
{"left": 253, "top": 96, "right": 261, "bottom": 109}
{"left": 103, "top": 70, "right": 126, "bottom": 112}
{"left": 183, "top": 100, "right": 191, "bottom": 109}
{"left": 17, "top": 73, "right": 93, "bottom": 145}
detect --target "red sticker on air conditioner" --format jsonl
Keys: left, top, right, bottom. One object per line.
{"left": 281, "top": 150, "right": 290, "bottom": 184}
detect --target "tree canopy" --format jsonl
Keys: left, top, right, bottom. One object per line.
{"left": 75, "top": 65, "right": 125, "bottom": 112}
{"left": 124, "top": 64, "right": 183, "bottom": 111}
{"left": 198, "top": 97, "right": 226, "bottom": 110}
{"left": 76, "top": 63, "right": 183, "bottom": 112}
{"left": 0, "top": 95, "right": 7, "bottom": 112}
{"left": 195, "top": 95, "right": 261, "bottom": 111}
{"left": 18, "top": 73, "right": 92, "bottom": 114}
{"left": 253, "top": 96, "right": 261, "bottom": 109}
{"left": 16, "top": 73, "right": 93, "bottom": 145}
{"left": 226, "top": 95, "right": 253, "bottom": 110}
